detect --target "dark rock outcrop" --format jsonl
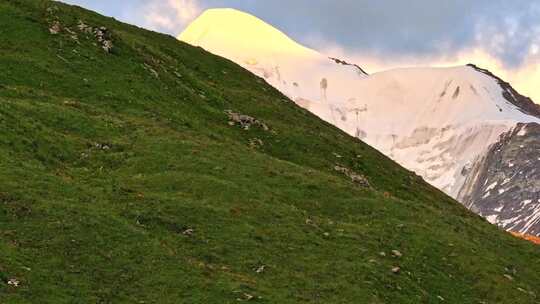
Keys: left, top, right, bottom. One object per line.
{"left": 458, "top": 123, "right": 540, "bottom": 236}
{"left": 329, "top": 57, "right": 369, "bottom": 76}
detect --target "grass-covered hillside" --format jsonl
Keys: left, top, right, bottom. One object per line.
{"left": 1, "top": 1, "right": 539, "bottom": 303}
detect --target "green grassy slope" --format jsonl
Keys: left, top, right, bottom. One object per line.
{"left": 0, "top": 1, "right": 539, "bottom": 303}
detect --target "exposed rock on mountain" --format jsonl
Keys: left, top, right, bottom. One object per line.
{"left": 459, "top": 123, "right": 540, "bottom": 235}
{"left": 329, "top": 57, "right": 369, "bottom": 75}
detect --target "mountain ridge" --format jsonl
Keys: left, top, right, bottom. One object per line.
{"left": 466, "top": 63, "right": 540, "bottom": 118}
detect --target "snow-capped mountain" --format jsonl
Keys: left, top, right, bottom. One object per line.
{"left": 179, "top": 8, "right": 540, "bottom": 236}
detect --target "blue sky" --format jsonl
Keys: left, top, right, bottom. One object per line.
{"left": 61, "top": 1, "right": 540, "bottom": 100}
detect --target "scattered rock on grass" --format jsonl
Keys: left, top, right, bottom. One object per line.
{"left": 7, "top": 278, "right": 20, "bottom": 287}
{"left": 255, "top": 265, "right": 266, "bottom": 273}
{"left": 49, "top": 21, "right": 61, "bottom": 34}
{"left": 94, "top": 26, "right": 113, "bottom": 52}
{"left": 391, "top": 250, "right": 403, "bottom": 258}
{"left": 334, "top": 165, "right": 370, "bottom": 187}
{"left": 225, "top": 110, "right": 269, "bottom": 131}
{"left": 391, "top": 266, "right": 401, "bottom": 274}
{"left": 101, "top": 39, "right": 114, "bottom": 53}
{"left": 94, "top": 143, "right": 111, "bottom": 151}
{"left": 237, "top": 293, "right": 255, "bottom": 301}
{"left": 76, "top": 20, "right": 114, "bottom": 53}
{"left": 182, "top": 228, "right": 194, "bottom": 236}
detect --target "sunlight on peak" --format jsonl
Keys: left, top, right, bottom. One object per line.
{"left": 179, "top": 9, "right": 540, "bottom": 104}
{"left": 178, "top": 8, "right": 319, "bottom": 58}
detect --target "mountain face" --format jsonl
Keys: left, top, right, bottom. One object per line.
{"left": 180, "top": 8, "right": 540, "bottom": 236}
{"left": 459, "top": 123, "right": 540, "bottom": 235}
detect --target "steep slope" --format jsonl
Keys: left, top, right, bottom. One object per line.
{"left": 459, "top": 123, "right": 540, "bottom": 235}
{"left": 1, "top": 1, "right": 540, "bottom": 303}
{"left": 180, "top": 8, "right": 540, "bottom": 236}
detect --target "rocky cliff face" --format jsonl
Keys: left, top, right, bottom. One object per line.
{"left": 459, "top": 123, "right": 540, "bottom": 236}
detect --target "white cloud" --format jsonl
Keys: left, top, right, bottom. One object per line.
{"left": 531, "top": 44, "right": 539, "bottom": 56}
{"left": 142, "top": 0, "right": 203, "bottom": 34}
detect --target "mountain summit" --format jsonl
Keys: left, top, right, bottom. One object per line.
{"left": 180, "top": 8, "right": 368, "bottom": 102}
{"left": 180, "top": 8, "right": 318, "bottom": 57}
{"left": 180, "top": 9, "right": 540, "bottom": 236}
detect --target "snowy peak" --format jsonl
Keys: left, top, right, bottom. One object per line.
{"left": 356, "top": 65, "right": 540, "bottom": 129}
{"left": 179, "top": 8, "right": 319, "bottom": 58}
{"left": 179, "top": 8, "right": 369, "bottom": 106}
{"left": 179, "top": 9, "right": 368, "bottom": 78}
